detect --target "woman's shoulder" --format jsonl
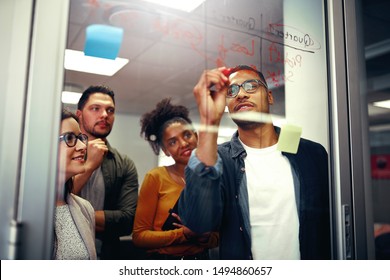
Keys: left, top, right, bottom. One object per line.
{"left": 140, "top": 166, "right": 176, "bottom": 192}
{"left": 68, "top": 193, "right": 94, "bottom": 214}
{"left": 145, "top": 166, "right": 171, "bottom": 179}
{"left": 69, "top": 192, "right": 88, "bottom": 203}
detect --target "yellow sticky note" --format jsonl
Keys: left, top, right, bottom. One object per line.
{"left": 277, "top": 124, "right": 302, "bottom": 154}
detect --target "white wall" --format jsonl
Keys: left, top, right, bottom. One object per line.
{"left": 107, "top": 112, "right": 157, "bottom": 188}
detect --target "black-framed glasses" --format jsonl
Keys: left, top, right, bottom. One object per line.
{"left": 59, "top": 132, "right": 88, "bottom": 147}
{"left": 227, "top": 79, "right": 268, "bottom": 98}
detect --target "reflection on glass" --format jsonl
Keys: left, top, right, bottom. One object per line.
{"left": 64, "top": 0, "right": 332, "bottom": 260}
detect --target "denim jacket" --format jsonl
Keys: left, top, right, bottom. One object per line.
{"left": 179, "top": 129, "right": 331, "bottom": 260}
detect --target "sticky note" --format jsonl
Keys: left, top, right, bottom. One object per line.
{"left": 277, "top": 124, "right": 302, "bottom": 154}
{"left": 84, "top": 24, "right": 124, "bottom": 60}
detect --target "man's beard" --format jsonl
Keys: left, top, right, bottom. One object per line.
{"left": 91, "top": 130, "right": 111, "bottom": 138}
{"left": 232, "top": 118, "right": 262, "bottom": 130}
{"left": 83, "top": 120, "right": 112, "bottom": 138}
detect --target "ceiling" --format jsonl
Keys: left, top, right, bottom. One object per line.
{"left": 64, "top": 0, "right": 390, "bottom": 129}
{"left": 65, "top": 0, "right": 236, "bottom": 116}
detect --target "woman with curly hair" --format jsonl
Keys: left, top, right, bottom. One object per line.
{"left": 132, "top": 98, "right": 218, "bottom": 259}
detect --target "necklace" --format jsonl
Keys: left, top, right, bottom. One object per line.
{"left": 168, "top": 166, "right": 186, "bottom": 186}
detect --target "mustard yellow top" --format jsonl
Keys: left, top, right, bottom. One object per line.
{"left": 132, "top": 166, "right": 218, "bottom": 256}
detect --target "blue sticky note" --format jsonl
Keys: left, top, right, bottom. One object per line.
{"left": 277, "top": 124, "right": 302, "bottom": 154}
{"left": 84, "top": 24, "right": 124, "bottom": 60}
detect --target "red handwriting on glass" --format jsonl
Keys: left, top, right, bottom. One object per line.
{"left": 153, "top": 18, "right": 203, "bottom": 47}
{"left": 266, "top": 69, "right": 294, "bottom": 87}
{"left": 152, "top": 16, "right": 258, "bottom": 68}
{"left": 268, "top": 43, "right": 303, "bottom": 69}
{"left": 231, "top": 40, "right": 255, "bottom": 56}
{"left": 217, "top": 35, "right": 255, "bottom": 66}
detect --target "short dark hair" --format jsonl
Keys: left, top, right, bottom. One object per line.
{"left": 77, "top": 85, "right": 115, "bottom": 110}
{"left": 229, "top": 65, "right": 268, "bottom": 88}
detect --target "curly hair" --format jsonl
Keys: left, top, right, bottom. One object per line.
{"left": 140, "top": 98, "right": 193, "bottom": 155}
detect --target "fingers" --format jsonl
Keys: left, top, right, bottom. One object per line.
{"left": 194, "top": 67, "right": 229, "bottom": 96}
{"left": 171, "top": 218, "right": 209, "bottom": 242}
{"left": 89, "top": 138, "right": 108, "bottom": 149}
{"left": 193, "top": 67, "right": 231, "bottom": 126}
{"left": 85, "top": 138, "right": 107, "bottom": 170}
{"left": 89, "top": 139, "right": 108, "bottom": 154}
{"left": 172, "top": 222, "right": 183, "bottom": 228}
{"left": 171, "top": 213, "right": 182, "bottom": 223}
{"left": 213, "top": 67, "right": 230, "bottom": 90}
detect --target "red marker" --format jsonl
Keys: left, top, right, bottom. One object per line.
{"left": 222, "top": 67, "right": 232, "bottom": 77}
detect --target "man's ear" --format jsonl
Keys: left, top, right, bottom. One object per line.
{"left": 76, "top": 109, "right": 82, "bottom": 119}
{"left": 267, "top": 90, "right": 274, "bottom": 105}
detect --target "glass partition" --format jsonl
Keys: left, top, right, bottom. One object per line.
{"left": 2, "top": 0, "right": 379, "bottom": 261}
{"left": 64, "top": 0, "right": 329, "bottom": 175}
{"left": 63, "top": 0, "right": 332, "bottom": 259}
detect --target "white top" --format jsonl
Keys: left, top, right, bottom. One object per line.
{"left": 240, "top": 140, "right": 300, "bottom": 260}
{"left": 54, "top": 204, "right": 90, "bottom": 260}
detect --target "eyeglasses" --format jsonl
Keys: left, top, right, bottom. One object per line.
{"left": 227, "top": 79, "right": 268, "bottom": 98}
{"left": 59, "top": 132, "right": 88, "bottom": 147}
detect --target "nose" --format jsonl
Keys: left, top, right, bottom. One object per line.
{"left": 179, "top": 137, "right": 189, "bottom": 147}
{"left": 236, "top": 86, "right": 249, "bottom": 99}
{"left": 101, "top": 109, "right": 108, "bottom": 118}
{"left": 75, "top": 138, "right": 87, "bottom": 151}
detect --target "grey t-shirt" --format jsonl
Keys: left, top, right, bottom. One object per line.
{"left": 80, "top": 166, "right": 105, "bottom": 211}
{"left": 80, "top": 166, "right": 105, "bottom": 258}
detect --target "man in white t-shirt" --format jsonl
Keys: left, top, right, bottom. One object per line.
{"left": 179, "top": 65, "right": 331, "bottom": 259}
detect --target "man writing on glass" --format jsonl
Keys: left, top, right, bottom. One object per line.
{"left": 179, "top": 65, "right": 331, "bottom": 260}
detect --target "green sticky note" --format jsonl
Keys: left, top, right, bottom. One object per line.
{"left": 277, "top": 124, "right": 302, "bottom": 154}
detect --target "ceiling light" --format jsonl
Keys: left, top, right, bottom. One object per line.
{"left": 141, "top": 0, "right": 206, "bottom": 12}
{"left": 64, "top": 49, "right": 129, "bottom": 76}
{"left": 62, "top": 91, "right": 82, "bottom": 104}
{"left": 373, "top": 100, "right": 390, "bottom": 109}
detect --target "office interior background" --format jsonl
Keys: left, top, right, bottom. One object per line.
{"left": 0, "top": 0, "right": 389, "bottom": 259}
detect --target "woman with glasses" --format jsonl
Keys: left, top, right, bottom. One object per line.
{"left": 53, "top": 109, "right": 96, "bottom": 259}
{"left": 132, "top": 98, "right": 218, "bottom": 259}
